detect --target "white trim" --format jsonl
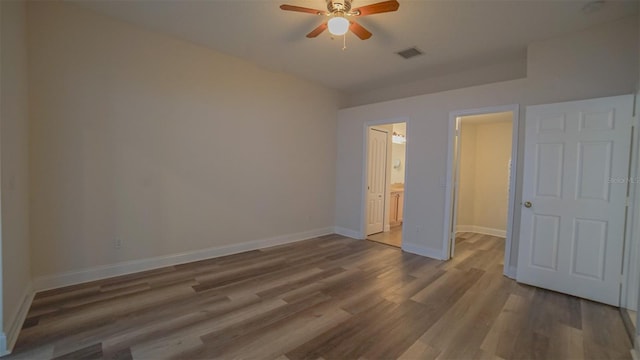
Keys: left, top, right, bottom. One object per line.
{"left": 402, "top": 242, "right": 445, "bottom": 260}
{"left": 5, "top": 283, "right": 34, "bottom": 354}
{"left": 442, "top": 116, "right": 458, "bottom": 260}
{"left": 506, "top": 265, "right": 517, "bottom": 279}
{"left": 0, "top": 333, "right": 7, "bottom": 358}
{"left": 33, "top": 227, "right": 334, "bottom": 292}
{"left": 334, "top": 226, "right": 363, "bottom": 239}
{"left": 456, "top": 225, "right": 507, "bottom": 238}
{"left": 631, "top": 348, "right": 638, "bottom": 360}
{"left": 455, "top": 225, "right": 474, "bottom": 233}
{"left": 384, "top": 225, "right": 391, "bottom": 232}
{"left": 442, "top": 104, "right": 520, "bottom": 276}
{"left": 504, "top": 106, "right": 520, "bottom": 277}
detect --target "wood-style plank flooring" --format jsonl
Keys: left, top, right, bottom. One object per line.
{"left": 367, "top": 225, "right": 402, "bottom": 248}
{"left": 7, "top": 233, "right": 632, "bottom": 360}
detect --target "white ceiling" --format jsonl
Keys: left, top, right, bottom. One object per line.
{"left": 70, "top": 0, "right": 638, "bottom": 93}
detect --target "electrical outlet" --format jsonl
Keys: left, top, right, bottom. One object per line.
{"left": 115, "top": 238, "right": 123, "bottom": 249}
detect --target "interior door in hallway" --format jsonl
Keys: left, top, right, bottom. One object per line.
{"left": 367, "top": 128, "right": 388, "bottom": 235}
{"left": 517, "top": 95, "right": 633, "bottom": 306}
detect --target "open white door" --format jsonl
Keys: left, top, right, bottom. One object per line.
{"left": 366, "top": 128, "right": 387, "bottom": 235}
{"left": 517, "top": 95, "right": 633, "bottom": 306}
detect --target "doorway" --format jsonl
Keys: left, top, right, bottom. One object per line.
{"left": 443, "top": 105, "right": 519, "bottom": 277}
{"left": 365, "top": 122, "right": 406, "bottom": 248}
{"left": 452, "top": 111, "right": 514, "bottom": 262}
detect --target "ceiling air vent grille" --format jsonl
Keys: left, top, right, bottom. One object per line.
{"left": 396, "top": 47, "right": 423, "bottom": 59}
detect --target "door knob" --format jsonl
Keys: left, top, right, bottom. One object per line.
{"left": 524, "top": 201, "right": 532, "bottom": 208}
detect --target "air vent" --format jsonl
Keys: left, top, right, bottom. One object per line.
{"left": 396, "top": 47, "right": 423, "bottom": 59}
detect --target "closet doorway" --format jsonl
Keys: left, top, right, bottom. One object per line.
{"left": 444, "top": 106, "right": 519, "bottom": 277}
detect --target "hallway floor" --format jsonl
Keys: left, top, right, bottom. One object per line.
{"left": 367, "top": 225, "right": 402, "bottom": 247}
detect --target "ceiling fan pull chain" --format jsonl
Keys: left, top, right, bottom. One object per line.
{"left": 342, "top": 33, "right": 347, "bottom": 51}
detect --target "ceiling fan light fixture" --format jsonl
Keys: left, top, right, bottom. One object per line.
{"left": 328, "top": 16, "right": 349, "bottom": 36}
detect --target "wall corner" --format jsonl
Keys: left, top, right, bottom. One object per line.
{"left": 0, "top": 333, "right": 7, "bottom": 357}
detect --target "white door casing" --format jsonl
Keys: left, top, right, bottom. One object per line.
{"left": 517, "top": 95, "right": 633, "bottom": 306}
{"left": 366, "top": 128, "right": 387, "bottom": 235}
{"left": 449, "top": 117, "right": 462, "bottom": 257}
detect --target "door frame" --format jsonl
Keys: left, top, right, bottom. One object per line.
{"left": 442, "top": 104, "right": 520, "bottom": 278}
{"left": 360, "top": 117, "right": 410, "bottom": 245}
{"left": 621, "top": 92, "right": 640, "bottom": 315}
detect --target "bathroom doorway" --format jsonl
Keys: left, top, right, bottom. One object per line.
{"left": 365, "top": 122, "right": 406, "bottom": 248}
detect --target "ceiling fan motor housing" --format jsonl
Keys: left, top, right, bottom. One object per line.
{"left": 327, "top": 0, "right": 352, "bottom": 13}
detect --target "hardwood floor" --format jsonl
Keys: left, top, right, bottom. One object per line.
{"left": 7, "top": 233, "right": 632, "bottom": 360}
{"left": 367, "top": 225, "right": 402, "bottom": 248}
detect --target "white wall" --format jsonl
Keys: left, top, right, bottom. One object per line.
{"left": 28, "top": 2, "right": 340, "bottom": 281}
{"left": 636, "top": 9, "right": 640, "bottom": 352}
{"left": 390, "top": 123, "right": 406, "bottom": 185}
{"left": 1, "top": 0, "right": 30, "bottom": 354}
{"left": 472, "top": 122, "right": 512, "bottom": 232}
{"left": 457, "top": 121, "right": 512, "bottom": 234}
{"left": 346, "top": 52, "right": 527, "bottom": 108}
{"left": 0, "top": 0, "right": 4, "bottom": 352}
{"left": 390, "top": 143, "right": 406, "bottom": 185}
{"left": 335, "top": 16, "right": 638, "bottom": 261}
{"left": 456, "top": 123, "right": 476, "bottom": 227}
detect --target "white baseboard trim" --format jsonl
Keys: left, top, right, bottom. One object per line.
{"left": 505, "top": 265, "right": 517, "bottom": 279}
{"left": 0, "top": 332, "right": 7, "bottom": 357}
{"left": 384, "top": 225, "right": 391, "bottom": 232}
{"left": 402, "top": 243, "right": 445, "bottom": 260}
{"left": 5, "top": 283, "right": 35, "bottom": 355}
{"left": 456, "top": 225, "right": 475, "bottom": 233}
{"left": 334, "top": 226, "right": 362, "bottom": 240}
{"left": 456, "top": 225, "right": 506, "bottom": 238}
{"left": 33, "top": 227, "right": 334, "bottom": 292}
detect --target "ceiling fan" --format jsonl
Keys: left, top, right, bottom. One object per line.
{"left": 280, "top": 0, "right": 400, "bottom": 40}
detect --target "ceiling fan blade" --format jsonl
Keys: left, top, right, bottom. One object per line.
{"left": 307, "top": 23, "right": 328, "bottom": 38}
{"left": 349, "top": 21, "right": 372, "bottom": 40}
{"left": 280, "top": 4, "right": 326, "bottom": 15}
{"left": 352, "top": 0, "right": 399, "bottom": 16}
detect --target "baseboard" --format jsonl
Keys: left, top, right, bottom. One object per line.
{"left": 5, "top": 283, "right": 35, "bottom": 355}
{"left": 0, "top": 332, "right": 7, "bottom": 357}
{"left": 384, "top": 225, "right": 391, "bottom": 232}
{"left": 456, "top": 225, "right": 474, "bottom": 233}
{"left": 402, "top": 242, "right": 445, "bottom": 260}
{"left": 33, "top": 227, "right": 334, "bottom": 292}
{"left": 334, "top": 226, "right": 362, "bottom": 240}
{"left": 505, "top": 265, "right": 517, "bottom": 279}
{"left": 456, "top": 225, "right": 506, "bottom": 238}
{"left": 621, "top": 307, "right": 636, "bottom": 344}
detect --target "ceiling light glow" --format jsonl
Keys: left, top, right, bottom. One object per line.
{"left": 328, "top": 16, "right": 349, "bottom": 36}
